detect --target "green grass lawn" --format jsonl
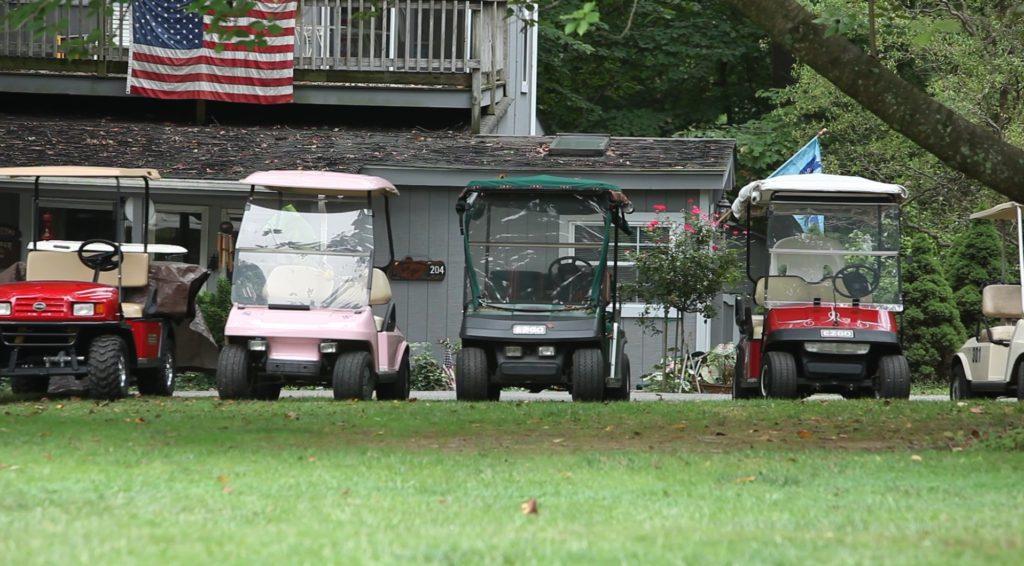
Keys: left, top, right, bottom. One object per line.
{"left": 1, "top": 397, "right": 1022, "bottom": 564}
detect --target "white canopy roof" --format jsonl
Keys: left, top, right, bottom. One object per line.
{"left": 240, "top": 170, "right": 399, "bottom": 197}
{"left": 970, "top": 202, "right": 1022, "bottom": 221}
{"left": 730, "top": 174, "right": 908, "bottom": 220}
{"left": 0, "top": 166, "right": 160, "bottom": 179}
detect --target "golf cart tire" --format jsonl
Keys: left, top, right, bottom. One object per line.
{"left": 455, "top": 347, "right": 493, "bottom": 401}
{"left": 950, "top": 363, "right": 973, "bottom": 401}
{"left": 377, "top": 350, "right": 411, "bottom": 400}
{"left": 1017, "top": 362, "right": 1024, "bottom": 402}
{"left": 137, "top": 333, "right": 176, "bottom": 397}
{"left": 10, "top": 376, "right": 49, "bottom": 397}
{"left": 876, "top": 354, "right": 911, "bottom": 399}
{"left": 217, "top": 344, "right": 255, "bottom": 400}
{"left": 571, "top": 348, "right": 605, "bottom": 402}
{"left": 761, "top": 351, "right": 798, "bottom": 399}
{"left": 605, "top": 354, "right": 631, "bottom": 401}
{"left": 333, "top": 351, "right": 375, "bottom": 401}
{"left": 88, "top": 335, "right": 130, "bottom": 400}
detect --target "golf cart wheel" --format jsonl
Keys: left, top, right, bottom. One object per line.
{"left": 1016, "top": 362, "right": 1024, "bottom": 402}
{"left": 333, "top": 351, "right": 375, "bottom": 401}
{"left": 217, "top": 344, "right": 255, "bottom": 400}
{"left": 571, "top": 348, "right": 605, "bottom": 402}
{"left": 87, "top": 335, "right": 130, "bottom": 400}
{"left": 137, "top": 333, "right": 176, "bottom": 396}
{"left": 455, "top": 347, "right": 492, "bottom": 401}
{"left": 9, "top": 376, "right": 49, "bottom": 397}
{"left": 377, "top": 350, "right": 411, "bottom": 400}
{"left": 950, "top": 363, "right": 973, "bottom": 401}
{"left": 876, "top": 354, "right": 911, "bottom": 399}
{"left": 605, "top": 354, "right": 631, "bottom": 401}
{"left": 760, "top": 351, "right": 798, "bottom": 399}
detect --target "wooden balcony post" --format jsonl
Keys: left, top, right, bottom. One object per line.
{"left": 471, "top": 66, "right": 481, "bottom": 134}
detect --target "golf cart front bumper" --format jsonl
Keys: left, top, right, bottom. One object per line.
{"left": 765, "top": 328, "right": 901, "bottom": 382}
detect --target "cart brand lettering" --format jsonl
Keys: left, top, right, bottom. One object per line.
{"left": 513, "top": 325, "right": 547, "bottom": 335}
{"left": 33, "top": 302, "right": 46, "bottom": 311}
{"left": 820, "top": 329, "right": 854, "bottom": 338}
{"left": 148, "top": 334, "right": 158, "bottom": 344}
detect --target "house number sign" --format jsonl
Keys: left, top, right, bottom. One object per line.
{"left": 388, "top": 257, "right": 446, "bottom": 281}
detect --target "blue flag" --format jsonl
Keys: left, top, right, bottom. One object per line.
{"left": 769, "top": 136, "right": 823, "bottom": 177}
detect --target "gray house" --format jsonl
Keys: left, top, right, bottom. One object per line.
{"left": 0, "top": 112, "right": 736, "bottom": 376}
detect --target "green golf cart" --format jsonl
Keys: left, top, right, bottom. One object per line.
{"left": 454, "top": 175, "right": 633, "bottom": 401}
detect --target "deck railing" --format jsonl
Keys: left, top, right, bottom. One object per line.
{"left": 0, "top": 0, "right": 506, "bottom": 77}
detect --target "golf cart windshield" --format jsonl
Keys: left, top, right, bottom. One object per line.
{"left": 464, "top": 193, "right": 609, "bottom": 310}
{"left": 764, "top": 201, "right": 902, "bottom": 310}
{"left": 232, "top": 204, "right": 374, "bottom": 309}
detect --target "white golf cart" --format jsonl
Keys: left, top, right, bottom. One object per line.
{"left": 950, "top": 202, "right": 1024, "bottom": 401}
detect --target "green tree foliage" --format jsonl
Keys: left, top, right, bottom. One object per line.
{"left": 196, "top": 277, "right": 232, "bottom": 346}
{"left": 901, "top": 233, "right": 965, "bottom": 383}
{"left": 946, "top": 220, "right": 1006, "bottom": 333}
{"left": 537, "top": 1, "right": 774, "bottom": 136}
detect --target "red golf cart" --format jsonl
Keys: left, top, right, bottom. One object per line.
{"left": 0, "top": 166, "right": 209, "bottom": 399}
{"left": 731, "top": 174, "right": 911, "bottom": 399}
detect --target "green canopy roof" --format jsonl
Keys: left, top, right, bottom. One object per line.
{"left": 465, "top": 174, "right": 622, "bottom": 191}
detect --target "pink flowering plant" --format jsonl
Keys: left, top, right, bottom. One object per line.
{"left": 622, "top": 204, "right": 740, "bottom": 390}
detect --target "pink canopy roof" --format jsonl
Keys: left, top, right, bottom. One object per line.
{"left": 239, "top": 170, "right": 399, "bottom": 197}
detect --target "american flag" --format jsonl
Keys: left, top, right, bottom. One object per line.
{"left": 127, "top": 0, "right": 296, "bottom": 104}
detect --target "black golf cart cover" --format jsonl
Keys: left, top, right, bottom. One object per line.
{"left": 465, "top": 175, "right": 629, "bottom": 203}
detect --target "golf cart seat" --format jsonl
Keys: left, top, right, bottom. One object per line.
{"left": 265, "top": 265, "right": 334, "bottom": 305}
{"left": 369, "top": 268, "right": 392, "bottom": 331}
{"left": 978, "top": 284, "right": 1023, "bottom": 344}
{"left": 754, "top": 276, "right": 838, "bottom": 305}
{"left": 26, "top": 249, "right": 151, "bottom": 318}
{"left": 770, "top": 235, "right": 844, "bottom": 281}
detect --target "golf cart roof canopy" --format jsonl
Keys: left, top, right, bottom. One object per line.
{"left": 240, "top": 170, "right": 399, "bottom": 197}
{"left": 0, "top": 166, "right": 160, "bottom": 179}
{"left": 464, "top": 174, "right": 630, "bottom": 206}
{"left": 731, "top": 174, "right": 908, "bottom": 220}
{"left": 970, "top": 201, "right": 1023, "bottom": 221}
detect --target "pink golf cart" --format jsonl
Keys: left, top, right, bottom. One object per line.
{"left": 216, "top": 171, "right": 410, "bottom": 401}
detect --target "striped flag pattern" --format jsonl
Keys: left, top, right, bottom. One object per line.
{"left": 127, "top": 0, "right": 296, "bottom": 104}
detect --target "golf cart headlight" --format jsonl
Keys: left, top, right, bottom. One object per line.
{"left": 72, "top": 303, "right": 95, "bottom": 316}
{"left": 248, "top": 339, "right": 268, "bottom": 352}
{"left": 0, "top": 302, "right": 10, "bottom": 316}
{"left": 537, "top": 346, "right": 556, "bottom": 357}
{"left": 319, "top": 341, "right": 338, "bottom": 354}
{"left": 504, "top": 345, "right": 523, "bottom": 358}
{"left": 805, "top": 342, "right": 870, "bottom": 355}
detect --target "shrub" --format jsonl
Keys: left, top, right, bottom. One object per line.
{"left": 410, "top": 342, "right": 456, "bottom": 391}
{"left": 196, "top": 276, "right": 232, "bottom": 346}
{"left": 902, "top": 233, "right": 966, "bottom": 384}
{"left": 946, "top": 220, "right": 1006, "bottom": 333}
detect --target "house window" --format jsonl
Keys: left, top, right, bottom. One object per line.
{"left": 151, "top": 205, "right": 207, "bottom": 266}
{"left": 570, "top": 213, "right": 681, "bottom": 305}
{"left": 37, "top": 199, "right": 119, "bottom": 242}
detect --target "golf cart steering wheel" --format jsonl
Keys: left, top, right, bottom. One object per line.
{"left": 833, "top": 264, "right": 880, "bottom": 300}
{"left": 77, "top": 239, "right": 124, "bottom": 273}
{"left": 547, "top": 256, "right": 594, "bottom": 283}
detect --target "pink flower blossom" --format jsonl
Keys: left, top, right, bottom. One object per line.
{"left": 712, "top": 245, "right": 720, "bottom": 252}
{"left": 731, "top": 230, "right": 739, "bottom": 236}
{"left": 653, "top": 204, "right": 667, "bottom": 213}
{"left": 647, "top": 219, "right": 661, "bottom": 230}
{"left": 690, "top": 206, "right": 701, "bottom": 215}
{"left": 686, "top": 198, "right": 694, "bottom": 204}
{"left": 683, "top": 223, "right": 695, "bottom": 233}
